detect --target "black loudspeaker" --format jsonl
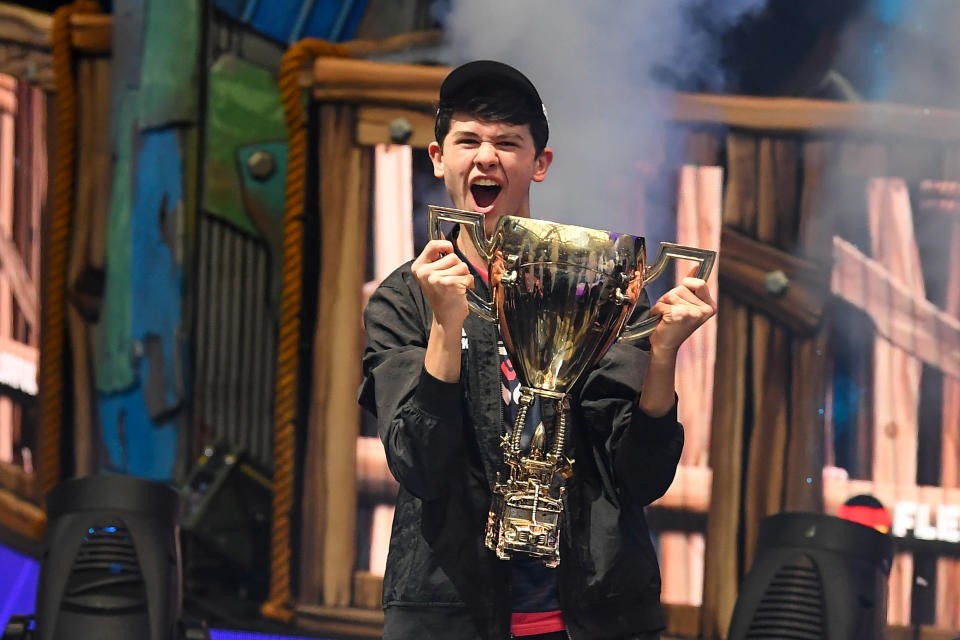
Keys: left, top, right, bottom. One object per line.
{"left": 180, "top": 445, "right": 272, "bottom": 603}
{"left": 1, "top": 474, "right": 208, "bottom": 640}
{"left": 727, "top": 512, "right": 894, "bottom": 640}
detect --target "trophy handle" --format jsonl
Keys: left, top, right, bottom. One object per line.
{"left": 619, "top": 243, "right": 717, "bottom": 342}
{"left": 427, "top": 205, "right": 498, "bottom": 322}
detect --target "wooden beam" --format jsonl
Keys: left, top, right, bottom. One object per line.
{"left": 669, "top": 92, "right": 960, "bottom": 140}
{"left": 295, "top": 604, "right": 384, "bottom": 639}
{"left": 0, "top": 460, "right": 37, "bottom": 501}
{"left": 0, "top": 486, "right": 44, "bottom": 540}
{"left": 0, "top": 42, "right": 55, "bottom": 91}
{"left": 343, "top": 29, "right": 442, "bottom": 58}
{"left": 717, "top": 226, "right": 828, "bottom": 335}
{"left": 356, "top": 105, "right": 435, "bottom": 148}
{"left": 313, "top": 87, "right": 439, "bottom": 108}
{"left": 0, "top": 233, "right": 37, "bottom": 328}
{"left": 664, "top": 603, "right": 701, "bottom": 638}
{"left": 832, "top": 235, "right": 960, "bottom": 379}
{"left": 0, "top": 3, "right": 51, "bottom": 48}
{"left": 312, "top": 57, "right": 960, "bottom": 140}
{"left": 69, "top": 13, "right": 110, "bottom": 55}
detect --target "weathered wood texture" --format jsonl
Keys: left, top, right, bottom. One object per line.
{"left": 0, "top": 3, "right": 54, "bottom": 89}
{"left": 298, "top": 104, "right": 371, "bottom": 608}
{"left": 67, "top": 56, "right": 108, "bottom": 476}
{"left": 701, "top": 133, "right": 753, "bottom": 640}
{"left": 312, "top": 56, "right": 960, "bottom": 138}
{"left": 300, "top": 56, "right": 960, "bottom": 637}
{"left": 831, "top": 237, "right": 960, "bottom": 379}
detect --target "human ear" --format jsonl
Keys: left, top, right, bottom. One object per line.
{"left": 532, "top": 147, "right": 553, "bottom": 183}
{"left": 428, "top": 141, "right": 444, "bottom": 179}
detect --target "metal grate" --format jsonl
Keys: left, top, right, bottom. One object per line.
{"left": 746, "top": 553, "right": 824, "bottom": 640}
{"left": 61, "top": 524, "right": 146, "bottom": 613}
{"left": 194, "top": 214, "right": 277, "bottom": 470}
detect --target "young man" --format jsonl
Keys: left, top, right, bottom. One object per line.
{"left": 359, "top": 60, "right": 716, "bottom": 640}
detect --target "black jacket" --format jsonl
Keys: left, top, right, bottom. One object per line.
{"left": 358, "top": 234, "right": 684, "bottom": 640}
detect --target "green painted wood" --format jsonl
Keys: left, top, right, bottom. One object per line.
{"left": 95, "top": 90, "right": 137, "bottom": 393}
{"left": 203, "top": 54, "right": 287, "bottom": 238}
{"left": 138, "top": 0, "right": 200, "bottom": 128}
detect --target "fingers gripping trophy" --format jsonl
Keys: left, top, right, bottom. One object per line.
{"left": 429, "top": 205, "right": 716, "bottom": 568}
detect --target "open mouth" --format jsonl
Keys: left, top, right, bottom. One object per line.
{"left": 471, "top": 180, "right": 502, "bottom": 209}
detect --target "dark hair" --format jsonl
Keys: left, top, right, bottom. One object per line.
{"left": 434, "top": 81, "right": 549, "bottom": 156}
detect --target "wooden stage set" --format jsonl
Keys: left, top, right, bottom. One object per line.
{"left": 2, "top": 4, "right": 960, "bottom": 638}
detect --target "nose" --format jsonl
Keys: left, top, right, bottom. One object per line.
{"left": 474, "top": 142, "right": 498, "bottom": 169}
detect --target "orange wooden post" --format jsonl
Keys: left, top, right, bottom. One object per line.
{"left": 866, "top": 178, "right": 924, "bottom": 625}
{"left": 928, "top": 182, "right": 960, "bottom": 628}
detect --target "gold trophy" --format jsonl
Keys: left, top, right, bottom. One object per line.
{"left": 429, "top": 205, "right": 716, "bottom": 567}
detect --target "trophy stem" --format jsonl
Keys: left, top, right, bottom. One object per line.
{"left": 550, "top": 400, "right": 567, "bottom": 460}
{"left": 511, "top": 389, "right": 535, "bottom": 452}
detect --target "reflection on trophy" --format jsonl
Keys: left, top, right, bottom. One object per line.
{"left": 429, "top": 205, "right": 716, "bottom": 568}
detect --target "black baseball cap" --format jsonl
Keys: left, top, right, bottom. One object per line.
{"left": 439, "top": 60, "right": 548, "bottom": 127}
{"left": 439, "top": 60, "right": 544, "bottom": 110}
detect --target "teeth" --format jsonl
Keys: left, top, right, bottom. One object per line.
{"left": 472, "top": 178, "right": 500, "bottom": 187}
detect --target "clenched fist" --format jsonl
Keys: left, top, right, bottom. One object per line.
{"left": 411, "top": 239, "right": 475, "bottom": 330}
{"left": 647, "top": 267, "right": 718, "bottom": 355}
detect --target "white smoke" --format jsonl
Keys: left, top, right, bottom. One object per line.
{"left": 434, "top": 0, "right": 768, "bottom": 237}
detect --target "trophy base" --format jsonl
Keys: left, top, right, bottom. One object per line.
{"left": 485, "top": 480, "right": 562, "bottom": 568}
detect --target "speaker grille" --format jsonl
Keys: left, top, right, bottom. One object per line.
{"left": 746, "top": 553, "right": 824, "bottom": 639}
{"left": 61, "top": 523, "right": 147, "bottom": 613}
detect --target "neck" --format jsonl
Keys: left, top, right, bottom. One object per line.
{"left": 457, "top": 225, "right": 487, "bottom": 268}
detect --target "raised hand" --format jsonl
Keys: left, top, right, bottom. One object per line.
{"left": 647, "top": 266, "right": 717, "bottom": 355}
{"left": 411, "top": 239, "right": 475, "bottom": 330}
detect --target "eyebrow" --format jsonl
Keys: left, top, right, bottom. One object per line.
{"left": 451, "top": 130, "right": 525, "bottom": 142}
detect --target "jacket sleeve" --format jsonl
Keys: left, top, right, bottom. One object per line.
{"left": 357, "top": 270, "right": 469, "bottom": 501}
{"left": 577, "top": 339, "right": 684, "bottom": 510}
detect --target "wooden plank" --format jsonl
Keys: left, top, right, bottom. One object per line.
{"left": 743, "top": 136, "right": 792, "bottom": 570}
{"left": 352, "top": 571, "right": 382, "bottom": 610}
{"left": 700, "top": 132, "right": 754, "bottom": 640}
{"left": 934, "top": 186, "right": 960, "bottom": 627}
{"left": 887, "top": 626, "right": 960, "bottom": 640}
{"left": 295, "top": 604, "right": 384, "bottom": 639}
{"left": 783, "top": 333, "right": 827, "bottom": 512}
{"left": 670, "top": 92, "right": 960, "bottom": 140}
{"left": 0, "top": 459, "right": 36, "bottom": 500}
{"left": 299, "top": 105, "right": 368, "bottom": 608}
{"left": 356, "top": 105, "right": 435, "bottom": 149}
{"left": 312, "top": 57, "right": 960, "bottom": 139}
{"left": 664, "top": 603, "right": 701, "bottom": 638}
{"left": 342, "top": 29, "right": 442, "bottom": 58}
{"left": 313, "top": 87, "right": 439, "bottom": 108}
{"left": 0, "top": 233, "right": 37, "bottom": 327}
{"left": 831, "top": 237, "right": 960, "bottom": 379}
{"left": 0, "top": 3, "right": 51, "bottom": 48}
{"left": 864, "top": 178, "right": 924, "bottom": 626}
{"left": 69, "top": 13, "right": 110, "bottom": 55}
{"left": 0, "top": 486, "right": 44, "bottom": 540}
{"left": 69, "top": 57, "right": 110, "bottom": 475}
{"left": 0, "top": 43, "right": 56, "bottom": 91}
{"left": 718, "top": 227, "right": 827, "bottom": 335}
{"left": 313, "top": 57, "right": 446, "bottom": 94}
